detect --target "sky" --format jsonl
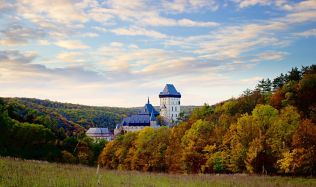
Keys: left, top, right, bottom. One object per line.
{"left": 0, "top": 0, "right": 315, "bottom": 107}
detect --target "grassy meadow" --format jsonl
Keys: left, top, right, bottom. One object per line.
{"left": 0, "top": 157, "right": 315, "bottom": 187}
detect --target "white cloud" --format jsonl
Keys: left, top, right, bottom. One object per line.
{"left": 128, "top": 44, "right": 139, "bottom": 49}
{"left": 54, "top": 40, "right": 89, "bottom": 49}
{"left": 256, "top": 51, "right": 287, "bottom": 61}
{"left": 110, "top": 42, "right": 124, "bottom": 47}
{"left": 235, "top": 0, "right": 272, "bottom": 8}
{"left": 57, "top": 52, "right": 81, "bottom": 62}
{"left": 82, "top": 32, "right": 99, "bottom": 38}
{"left": 0, "top": 24, "right": 46, "bottom": 45}
{"left": 295, "top": 29, "right": 316, "bottom": 37}
{"left": 163, "top": 0, "right": 219, "bottom": 13}
{"left": 16, "top": 0, "right": 87, "bottom": 24}
{"left": 177, "top": 18, "right": 219, "bottom": 27}
{"left": 293, "top": 0, "right": 316, "bottom": 11}
{"left": 93, "top": 26, "right": 108, "bottom": 32}
{"left": 140, "top": 13, "right": 219, "bottom": 27}
{"left": 234, "top": 0, "right": 316, "bottom": 12}
{"left": 38, "top": 40, "right": 50, "bottom": 45}
{"left": 111, "top": 27, "right": 167, "bottom": 39}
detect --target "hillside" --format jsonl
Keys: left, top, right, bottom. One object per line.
{"left": 1, "top": 97, "right": 197, "bottom": 133}
{"left": 0, "top": 96, "right": 197, "bottom": 164}
{"left": 99, "top": 65, "right": 316, "bottom": 175}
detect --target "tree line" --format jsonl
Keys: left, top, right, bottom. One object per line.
{"left": 0, "top": 92, "right": 195, "bottom": 164}
{"left": 0, "top": 98, "right": 106, "bottom": 165}
{"left": 99, "top": 65, "right": 316, "bottom": 176}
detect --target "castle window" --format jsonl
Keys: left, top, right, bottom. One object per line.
{"left": 178, "top": 101, "right": 180, "bottom": 105}
{"left": 172, "top": 106, "right": 173, "bottom": 111}
{"left": 172, "top": 114, "right": 173, "bottom": 117}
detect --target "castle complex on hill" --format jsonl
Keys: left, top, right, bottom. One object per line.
{"left": 114, "top": 84, "right": 181, "bottom": 135}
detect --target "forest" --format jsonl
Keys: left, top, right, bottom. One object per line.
{"left": 99, "top": 65, "right": 316, "bottom": 176}
{"left": 0, "top": 96, "right": 144, "bottom": 164}
{"left": 0, "top": 93, "right": 194, "bottom": 165}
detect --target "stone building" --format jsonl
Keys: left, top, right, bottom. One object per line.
{"left": 114, "top": 84, "right": 181, "bottom": 135}
{"left": 159, "top": 84, "right": 181, "bottom": 122}
{"left": 114, "top": 98, "right": 160, "bottom": 135}
{"left": 86, "top": 127, "right": 113, "bottom": 141}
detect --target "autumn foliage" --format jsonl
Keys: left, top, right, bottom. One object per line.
{"left": 99, "top": 65, "right": 316, "bottom": 175}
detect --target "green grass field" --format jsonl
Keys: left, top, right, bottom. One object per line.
{"left": 0, "top": 157, "right": 315, "bottom": 187}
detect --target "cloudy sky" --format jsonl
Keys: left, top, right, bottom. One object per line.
{"left": 0, "top": 0, "right": 315, "bottom": 107}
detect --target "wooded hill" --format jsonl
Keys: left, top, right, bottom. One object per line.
{"left": 99, "top": 65, "right": 316, "bottom": 176}
{"left": 0, "top": 95, "right": 195, "bottom": 163}
{"left": 0, "top": 97, "right": 196, "bottom": 134}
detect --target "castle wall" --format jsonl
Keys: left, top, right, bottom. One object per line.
{"left": 160, "top": 97, "right": 180, "bottom": 121}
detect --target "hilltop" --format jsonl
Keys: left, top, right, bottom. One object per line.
{"left": 0, "top": 96, "right": 196, "bottom": 164}
{"left": 0, "top": 97, "right": 197, "bottom": 134}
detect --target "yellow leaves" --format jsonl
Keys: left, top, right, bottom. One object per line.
{"left": 203, "top": 144, "right": 217, "bottom": 153}
{"left": 277, "top": 150, "right": 294, "bottom": 173}
{"left": 252, "top": 104, "right": 278, "bottom": 131}
{"left": 97, "top": 100, "right": 313, "bottom": 175}
{"left": 236, "top": 114, "right": 261, "bottom": 147}
{"left": 245, "top": 138, "right": 263, "bottom": 174}
{"left": 277, "top": 148, "right": 304, "bottom": 174}
{"left": 266, "top": 105, "right": 300, "bottom": 157}
{"left": 227, "top": 142, "right": 245, "bottom": 173}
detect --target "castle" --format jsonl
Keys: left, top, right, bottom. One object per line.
{"left": 159, "top": 84, "right": 181, "bottom": 121}
{"left": 114, "top": 84, "right": 181, "bottom": 135}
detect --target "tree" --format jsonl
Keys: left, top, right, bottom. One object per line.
{"left": 277, "top": 119, "right": 316, "bottom": 175}
{"left": 277, "top": 149, "right": 302, "bottom": 174}
{"left": 287, "top": 67, "right": 301, "bottom": 82}
{"left": 132, "top": 127, "right": 170, "bottom": 172}
{"left": 62, "top": 150, "right": 77, "bottom": 163}
{"left": 269, "top": 89, "right": 284, "bottom": 110}
{"left": 181, "top": 120, "right": 213, "bottom": 173}
{"left": 238, "top": 89, "right": 264, "bottom": 114}
{"left": 296, "top": 73, "right": 316, "bottom": 117}
{"left": 98, "top": 140, "right": 118, "bottom": 169}
{"left": 291, "top": 119, "right": 316, "bottom": 175}
{"left": 221, "top": 100, "right": 239, "bottom": 116}
{"left": 256, "top": 79, "right": 272, "bottom": 94}
{"left": 273, "top": 73, "right": 286, "bottom": 91}
{"left": 245, "top": 137, "right": 264, "bottom": 174}
{"left": 222, "top": 124, "right": 246, "bottom": 173}
{"left": 252, "top": 104, "right": 278, "bottom": 132}
{"left": 165, "top": 122, "right": 190, "bottom": 173}
{"left": 267, "top": 106, "right": 300, "bottom": 160}
{"left": 190, "top": 104, "right": 213, "bottom": 121}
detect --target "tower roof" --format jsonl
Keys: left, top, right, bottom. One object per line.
{"left": 119, "top": 98, "right": 159, "bottom": 127}
{"left": 139, "top": 98, "right": 159, "bottom": 116}
{"left": 159, "top": 84, "right": 181, "bottom": 98}
{"left": 120, "top": 115, "right": 151, "bottom": 126}
{"left": 150, "top": 111, "right": 156, "bottom": 121}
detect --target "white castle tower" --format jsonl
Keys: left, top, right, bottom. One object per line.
{"left": 159, "top": 84, "right": 181, "bottom": 122}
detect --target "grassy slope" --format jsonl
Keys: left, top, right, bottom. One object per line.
{"left": 0, "top": 157, "right": 315, "bottom": 187}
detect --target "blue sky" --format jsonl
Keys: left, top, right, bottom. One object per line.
{"left": 0, "top": 0, "right": 315, "bottom": 107}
